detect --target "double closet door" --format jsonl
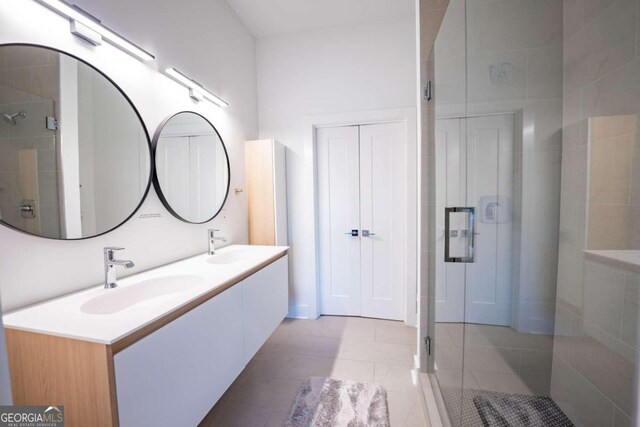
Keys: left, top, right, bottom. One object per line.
{"left": 317, "top": 122, "right": 406, "bottom": 321}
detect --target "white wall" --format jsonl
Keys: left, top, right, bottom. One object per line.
{"left": 0, "top": 0, "right": 257, "bottom": 311}
{"left": 256, "top": 16, "right": 417, "bottom": 319}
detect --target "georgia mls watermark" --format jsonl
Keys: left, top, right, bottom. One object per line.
{"left": 0, "top": 406, "right": 64, "bottom": 427}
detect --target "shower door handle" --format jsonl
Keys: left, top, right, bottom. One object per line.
{"left": 444, "top": 207, "right": 475, "bottom": 263}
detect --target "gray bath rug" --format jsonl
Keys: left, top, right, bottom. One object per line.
{"left": 286, "top": 376, "right": 390, "bottom": 427}
{"left": 473, "top": 391, "right": 574, "bottom": 427}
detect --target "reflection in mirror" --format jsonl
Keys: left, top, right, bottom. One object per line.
{"left": 153, "top": 112, "right": 229, "bottom": 223}
{"left": 0, "top": 44, "right": 151, "bottom": 239}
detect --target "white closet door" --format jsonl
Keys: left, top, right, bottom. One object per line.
{"left": 157, "top": 136, "right": 190, "bottom": 219}
{"left": 317, "top": 126, "right": 361, "bottom": 316}
{"left": 359, "top": 122, "right": 406, "bottom": 321}
{"left": 464, "top": 114, "right": 514, "bottom": 326}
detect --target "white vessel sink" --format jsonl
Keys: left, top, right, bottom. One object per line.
{"left": 81, "top": 275, "right": 204, "bottom": 315}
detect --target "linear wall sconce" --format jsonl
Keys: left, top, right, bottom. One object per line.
{"left": 165, "top": 68, "right": 229, "bottom": 108}
{"left": 35, "top": 0, "right": 155, "bottom": 61}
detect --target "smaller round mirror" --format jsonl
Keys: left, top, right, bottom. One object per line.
{"left": 153, "top": 112, "right": 230, "bottom": 223}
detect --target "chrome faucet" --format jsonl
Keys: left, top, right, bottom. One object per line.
{"left": 103, "top": 247, "right": 135, "bottom": 289}
{"left": 208, "top": 229, "right": 226, "bottom": 255}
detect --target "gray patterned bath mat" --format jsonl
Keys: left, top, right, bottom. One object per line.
{"left": 473, "top": 392, "right": 574, "bottom": 427}
{"left": 286, "top": 377, "right": 390, "bottom": 427}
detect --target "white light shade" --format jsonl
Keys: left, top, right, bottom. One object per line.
{"left": 70, "top": 20, "right": 102, "bottom": 46}
{"left": 165, "top": 68, "right": 229, "bottom": 108}
{"left": 37, "top": 0, "right": 155, "bottom": 61}
{"left": 189, "top": 88, "right": 205, "bottom": 102}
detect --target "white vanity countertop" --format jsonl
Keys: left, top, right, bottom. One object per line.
{"left": 583, "top": 250, "right": 640, "bottom": 274}
{"left": 3, "top": 245, "right": 288, "bottom": 345}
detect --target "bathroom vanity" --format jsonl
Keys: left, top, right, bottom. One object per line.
{"left": 3, "top": 245, "right": 289, "bottom": 427}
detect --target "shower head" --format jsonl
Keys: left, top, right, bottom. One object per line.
{"left": 2, "top": 111, "right": 27, "bottom": 125}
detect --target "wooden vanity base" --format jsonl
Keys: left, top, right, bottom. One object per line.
{"left": 6, "top": 329, "right": 118, "bottom": 426}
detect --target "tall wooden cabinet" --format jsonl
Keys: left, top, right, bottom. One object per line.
{"left": 245, "top": 139, "right": 288, "bottom": 245}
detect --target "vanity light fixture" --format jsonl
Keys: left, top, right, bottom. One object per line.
{"left": 165, "top": 68, "right": 229, "bottom": 108}
{"left": 35, "top": 0, "right": 155, "bottom": 61}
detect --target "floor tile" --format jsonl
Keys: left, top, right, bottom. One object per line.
{"left": 388, "top": 390, "right": 430, "bottom": 427}
{"left": 203, "top": 316, "right": 425, "bottom": 426}
{"left": 374, "top": 363, "right": 417, "bottom": 393}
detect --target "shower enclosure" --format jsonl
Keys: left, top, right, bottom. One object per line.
{"left": 0, "top": 46, "right": 61, "bottom": 238}
{"left": 418, "top": 0, "right": 640, "bottom": 425}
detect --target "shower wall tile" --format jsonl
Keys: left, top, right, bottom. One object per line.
{"left": 0, "top": 68, "right": 32, "bottom": 99}
{"left": 589, "top": 114, "right": 637, "bottom": 141}
{"left": 553, "top": 304, "right": 580, "bottom": 361}
{"left": 467, "top": 0, "right": 562, "bottom": 54}
{"left": 31, "top": 64, "right": 59, "bottom": 105}
{"left": 583, "top": 261, "right": 626, "bottom": 337}
{"left": 527, "top": 47, "right": 564, "bottom": 100}
{"left": 520, "top": 251, "right": 560, "bottom": 301}
{"left": 432, "top": 56, "right": 466, "bottom": 106}
{"left": 420, "top": 0, "right": 450, "bottom": 12}
{"left": 4, "top": 45, "right": 56, "bottom": 69}
{"left": 562, "top": 92, "right": 581, "bottom": 149}
{"left": 522, "top": 150, "right": 562, "bottom": 204}
{"left": 621, "top": 274, "right": 640, "bottom": 348}
{"left": 560, "top": 146, "right": 588, "bottom": 204}
{"left": 0, "top": 84, "right": 38, "bottom": 105}
{"left": 614, "top": 407, "right": 633, "bottom": 427}
{"left": 420, "top": 7, "right": 448, "bottom": 60}
{"left": 564, "top": 0, "right": 637, "bottom": 96}
{"left": 551, "top": 355, "right": 616, "bottom": 427}
{"left": 582, "top": 0, "right": 618, "bottom": 27}
{"left": 588, "top": 205, "right": 630, "bottom": 249}
{"left": 630, "top": 133, "right": 640, "bottom": 204}
{"left": 564, "top": 0, "right": 583, "bottom": 39}
{"left": 581, "top": 58, "right": 640, "bottom": 119}
{"left": 570, "top": 331, "right": 635, "bottom": 415}
{"left": 432, "top": 2, "right": 464, "bottom": 60}
{"left": 522, "top": 99, "right": 564, "bottom": 151}
{"left": 556, "top": 252, "right": 585, "bottom": 309}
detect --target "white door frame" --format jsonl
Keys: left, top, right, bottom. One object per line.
{"left": 302, "top": 107, "right": 418, "bottom": 325}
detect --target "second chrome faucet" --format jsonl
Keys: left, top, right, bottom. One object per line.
{"left": 103, "top": 247, "right": 135, "bottom": 289}
{"left": 208, "top": 229, "right": 226, "bottom": 255}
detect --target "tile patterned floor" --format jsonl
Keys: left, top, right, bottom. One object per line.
{"left": 199, "top": 316, "right": 429, "bottom": 427}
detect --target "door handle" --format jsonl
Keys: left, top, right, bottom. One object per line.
{"left": 444, "top": 207, "right": 475, "bottom": 263}
{"left": 362, "top": 230, "right": 376, "bottom": 237}
{"left": 344, "top": 229, "right": 359, "bottom": 236}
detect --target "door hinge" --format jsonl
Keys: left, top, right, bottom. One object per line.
{"left": 423, "top": 81, "right": 432, "bottom": 101}
{"left": 424, "top": 336, "right": 432, "bottom": 355}
{"left": 46, "top": 116, "right": 58, "bottom": 131}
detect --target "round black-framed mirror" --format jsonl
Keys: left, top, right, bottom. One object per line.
{"left": 152, "top": 111, "right": 230, "bottom": 224}
{"left": 0, "top": 43, "right": 152, "bottom": 240}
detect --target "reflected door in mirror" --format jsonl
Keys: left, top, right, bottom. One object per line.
{"left": 153, "top": 112, "right": 229, "bottom": 224}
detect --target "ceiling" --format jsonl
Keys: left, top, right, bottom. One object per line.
{"left": 224, "top": 0, "right": 415, "bottom": 37}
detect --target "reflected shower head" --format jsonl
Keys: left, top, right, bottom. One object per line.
{"left": 2, "top": 111, "right": 27, "bottom": 125}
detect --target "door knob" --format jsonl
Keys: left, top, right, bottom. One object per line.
{"left": 344, "top": 229, "right": 358, "bottom": 236}
{"left": 362, "top": 230, "right": 376, "bottom": 237}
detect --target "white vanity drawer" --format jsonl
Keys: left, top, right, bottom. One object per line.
{"left": 113, "top": 284, "right": 245, "bottom": 427}
{"left": 242, "top": 254, "right": 289, "bottom": 362}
